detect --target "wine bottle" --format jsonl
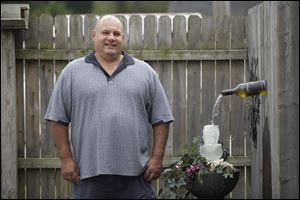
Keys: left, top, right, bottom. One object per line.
{"left": 221, "top": 80, "right": 267, "bottom": 97}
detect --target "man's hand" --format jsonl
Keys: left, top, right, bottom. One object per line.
{"left": 144, "top": 123, "right": 169, "bottom": 181}
{"left": 61, "top": 158, "right": 81, "bottom": 184}
{"left": 143, "top": 155, "right": 163, "bottom": 181}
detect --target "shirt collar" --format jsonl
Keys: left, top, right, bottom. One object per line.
{"left": 85, "top": 51, "right": 135, "bottom": 78}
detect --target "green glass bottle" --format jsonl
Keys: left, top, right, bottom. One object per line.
{"left": 221, "top": 80, "right": 267, "bottom": 97}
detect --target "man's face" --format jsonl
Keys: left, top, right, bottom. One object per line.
{"left": 93, "top": 19, "right": 124, "bottom": 59}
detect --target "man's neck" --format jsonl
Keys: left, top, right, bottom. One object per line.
{"left": 95, "top": 52, "right": 123, "bottom": 75}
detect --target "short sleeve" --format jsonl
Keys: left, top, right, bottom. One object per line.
{"left": 44, "top": 67, "right": 72, "bottom": 125}
{"left": 148, "top": 73, "right": 174, "bottom": 125}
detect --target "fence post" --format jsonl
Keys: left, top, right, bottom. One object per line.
{"left": 1, "top": 4, "right": 29, "bottom": 199}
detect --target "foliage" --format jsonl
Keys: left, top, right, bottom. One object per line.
{"left": 2, "top": 1, "right": 72, "bottom": 16}
{"left": 92, "top": 1, "right": 170, "bottom": 14}
{"left": 158, "top": 137, "right": 237, "bottom": 199}
{"left": 3, "top": 1, "right": 170, "bottom": 16}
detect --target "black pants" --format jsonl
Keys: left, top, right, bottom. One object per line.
{"left": 72, "top": 174, "right": 156, "bottom": 199}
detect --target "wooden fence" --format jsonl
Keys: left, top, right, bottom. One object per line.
{"left": 14, "top": 14, "right": 250, "bottom": 198}
{"left": 248, "top": 2, "right": 299, "bottom": 199}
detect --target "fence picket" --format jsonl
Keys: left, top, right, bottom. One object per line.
{"left": 172, "top": 16, "right": 187, "bottom": 156}
{"left": 129, "top": 15, "right": 143, "bottom": 49}
{"left": 215, "top": 15, "right": 230, "bottom": 152}
{"left": 230, "top": 60, "right": 246, "bottom": 198}
{"left": 144, "top": 15, "right": 157, "bottom": 50}
{"left": 144, "top": 15, "right": 158, "bottom": 156}
{"left": 187, "top": 15, "right": 202, "bottom": 143}
{"left": 83, "top": 15, "right": 97, "bottom": 50}
{"left": 39, "top": 14, "right": 56, "bottom": 199}
{"left": 16, "top": 28, "right": 25, "bottom": 198}
{"left": 158, "top": 16, "right": 172, "bottom": 49}
{"left": 200, "top": 16, "right": 215, "bottom": 50}
{"left": 70, "top": 15, "right": 83, "bottom": 50}
{"left": 116, "top": 15, "right": 128, "bottom": 50}
{"left": 16, "top": 59, "right": 26, "bottom": 198}
{"left": 54, "top": 14, "right": 72, "bottom": 198}
{"left": 23, "top": 15, "right": 40, "bottom": 199}
{"left": 156, "top": 16, "right": 174, "bottom": 157}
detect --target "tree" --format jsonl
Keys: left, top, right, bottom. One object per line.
{"left": 91, "top": 1, "right": 169, "bottom": 14}
{"left": 1, "top": 1, "right": 169, "bottom": 16}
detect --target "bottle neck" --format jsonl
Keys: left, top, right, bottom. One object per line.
{"left": 221, "top": 89, "right": 235, "bottom": 96}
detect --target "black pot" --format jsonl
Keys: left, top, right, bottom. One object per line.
{"left": 189, "top": 170, "right": 240, "bottom": 199}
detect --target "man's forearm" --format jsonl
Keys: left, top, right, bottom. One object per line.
{"left": 151, "top": 123, "right": 169, "bottom": 159}
{"left": 49, "top": 121, "right": 73, "bottom": 161}
{"left": 144, "top": 123, "right": 169, "bottom": 181}
{"left": 49, "top": 121, "right": 80, "bottom": 183}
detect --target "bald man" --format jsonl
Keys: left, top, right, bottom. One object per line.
{"left": 45, "top": 15, "right": 174, "bottom": 198}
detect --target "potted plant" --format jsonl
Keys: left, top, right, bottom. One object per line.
{"left": 158, "top": 137, "right": 240, "bottom": 199}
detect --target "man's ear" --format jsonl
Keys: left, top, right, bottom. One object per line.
{"left": 92, "top": 29, "right": 96, "bottom": 39}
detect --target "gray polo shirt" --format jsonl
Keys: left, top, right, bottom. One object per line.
{"left": 45, "top": 51, "right": 174, "bottom": 180}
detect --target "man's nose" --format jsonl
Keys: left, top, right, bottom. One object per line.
{"left": 107, "top": 33, "right": 116, "bottom": 40}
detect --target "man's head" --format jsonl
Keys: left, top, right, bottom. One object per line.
{"left": 92, "top": 15, "right": 124, "bottom": 61}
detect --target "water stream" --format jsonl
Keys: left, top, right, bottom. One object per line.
{"left": 211, "top": 94, "right": 223, "bottom": 125}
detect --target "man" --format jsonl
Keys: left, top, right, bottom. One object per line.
{"left": 45, "top": 15, "right": 174, "bottom": 199}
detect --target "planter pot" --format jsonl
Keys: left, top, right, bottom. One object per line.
{"left": 189, "top": 170, "right": 240, "bottom": 199}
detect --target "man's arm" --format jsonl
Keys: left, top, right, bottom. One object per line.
{"left": 144, "top": 123, "right": 169, "bottom": 181}
{"left": 49, "top": 121, "right": 80, "bottom": 184}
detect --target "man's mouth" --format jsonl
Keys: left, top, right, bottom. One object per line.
{"left": 105, "top": 43, "right": 116, "bottom": 48}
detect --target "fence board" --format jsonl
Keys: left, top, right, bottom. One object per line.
{"left": 172, "top": 16, "right": 187, "bottom": 156}
{"left": 216, "top": 61, "right": 230, "bottom": 149}
{"left": 16, "top": 59, "right": 25, "bottom": 199}
{"left": 144, "top": 15, "right": 158, "bottom": 157}
{"left": 53, "top": 61, "right": 70, "bottom": 198}
{"left": 277, "top": 2, "right": 299, "bottom": 198}
{"left": 200, "top": 16, "right": 215, "bottom": 50}
{"left": 173, "top": 61, "right": 187, "bottom": 156}
{"left": 25, "top": 60, "right": 40, "bottom": 198}
{"left": 116, "top": 15, "right": 128, "bottom": 50}
{"left": 216, "top": 15, "right": 230, "bottom": 50}
{"left": 83, "top": 15, "right": 97, "bottom": 50}
{"left": 231, "top": 16, "right": 247, "bottom": 49}
{"left": 200, "top": 14, "right": 215, "bottom": 134}
{"left": 129, "top": 15, "right": 142, "bottom": 49}
{"left": 187, "top": 15, "right": 201, "bottom": 49}
{"left": 1, "top": 30, "right": 18, "bottom": 199}
{"left": 54, "top": 14, "right": 70, "bottom": 198}
{"left": 23, "top": 14, "right": 40, "bottom": 199}
{"left": 215, "top": 14, "right": 230, "bottom": 150}
{"left": 230, "top": 60, "right": 246, "bottom": 199}
{"left": 70, "top": 15, "right": 83, "bottom": 50}
{"left": 155, "top": 61, "right": 174, "bottom": 157}
{"left": 158, "top": 16, "right": 172, "bottom": 50}
{"left": 173, "top": 15, "right": 188, "bottom": 49}
{"left": 156, "top": 16, "right": 174, "bottom": 157}
{"left": 202, "top": 61, "right": 216, "bottom": 125}
{"left": 16, "top": 28, "right": 25, "bottom": 198}
{"left": 15, "top": 30, "right": 25, "bottom": 199}
{"left": 39, "top": 14, "right": 56, "bottom": 199}
{"left": 54, "top": 15, "right": 68, "bottom": 50}
{"left": 24, "top": 15, "right": 38, "bottom": 49}
{"left": 187, "top": 62, "right": 201, "bottom": 143}
{"left": 187, "top": 15, "right": 201, "bottom": 143}
{"left": 144, "top": 15, "right": 157, "bottom": 50}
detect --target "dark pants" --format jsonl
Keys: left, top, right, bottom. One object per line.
{"left": 72, "top": 174, "right": 156, "bottom": 199}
